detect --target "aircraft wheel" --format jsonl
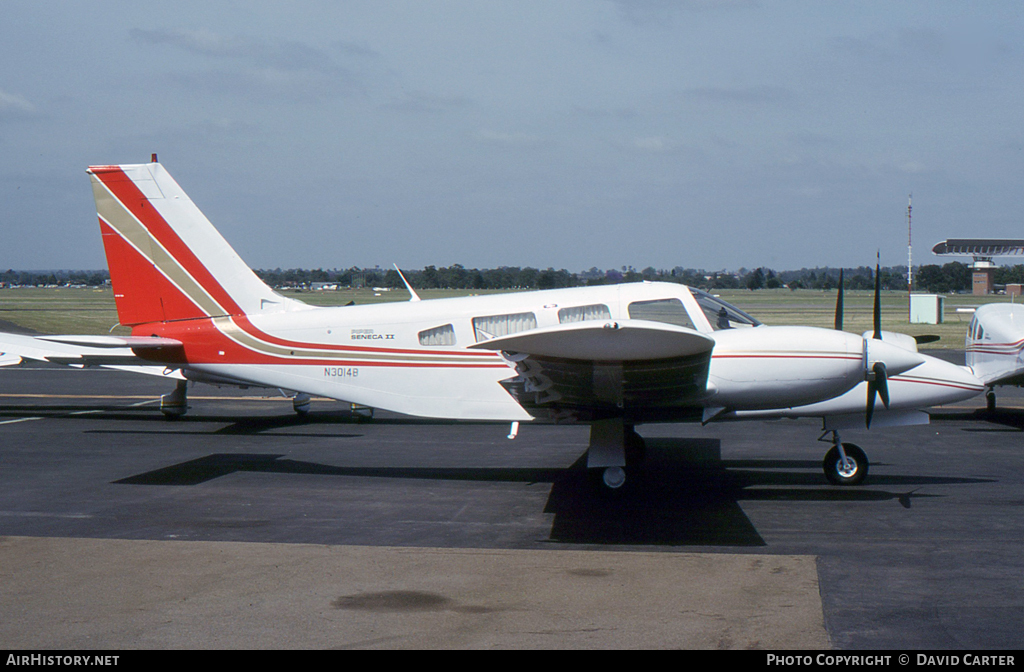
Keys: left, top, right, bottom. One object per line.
{"left": 823, "top": 443, "right": 868, "bottom": 486}
{"left": 293, "top": 393, "right": 311, "bottom": 415}
{"left": 159, "top": 404, "right": 187, "bottom": 420}
{"left": 160, "top": 381, "right": 188, "bottom": 420}
{"left": 588, "top": 466, "right": 630, "bottom": 496}
{"left": 986, "top": 389, "right": 996, "bottom": 413}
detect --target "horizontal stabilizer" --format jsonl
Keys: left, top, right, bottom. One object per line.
{"left": 467, "top": 319, "right": 715, "bottom": 361}
{"left": 0, "top": 331, "right": 179, "bottom": 375}
{"left": 37, "top": 335, "right": 183, "bottom": 349}
{"left": 0, "top": 351, "right": 21, "bottom": 367}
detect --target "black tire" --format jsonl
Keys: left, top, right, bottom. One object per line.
{"left": 588, "top": 466, "right": 630, "bottom": 496}
{"left": 823, "top": 443, "right": 868, "bottom": 486}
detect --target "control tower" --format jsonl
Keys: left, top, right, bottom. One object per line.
{"left": 932, "top": 239, "right": 1024, "bottom": 295}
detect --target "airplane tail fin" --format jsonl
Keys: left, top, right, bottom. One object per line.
{"left": 88, "top": 159, "right": 301, "bottom": 327}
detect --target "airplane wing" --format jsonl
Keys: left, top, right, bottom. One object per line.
{"left": 0, "top": 332, "right": 185, "bottom": 379}
{"left": 468, "top": 319, "right": 715, "bottom": 419}
{"left": 981, "top": 370, "right": 1024, "bottom": 387}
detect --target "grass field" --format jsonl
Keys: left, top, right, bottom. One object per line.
{"left": 0, "top": 285, "right": 1013, "bottom": 349}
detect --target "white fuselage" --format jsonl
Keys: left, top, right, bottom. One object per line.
{"left": 148, "top": 281, "right": 942, "bottom": 422}
{"left": 966, "top": 303, "right": 1024, "bottom": 386}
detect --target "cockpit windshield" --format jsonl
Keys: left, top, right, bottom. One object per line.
{"left": 689, "top": 287, "right": 763, "bottom": 330}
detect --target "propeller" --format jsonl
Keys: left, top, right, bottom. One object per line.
{"left": 865, "top": 255, "right": 889, "bottom": 428}
{"left": 872, "top": 252, "right": 882, "bottom": 340}
{"left": 866, "top": 361, "right": 889, "bottom": 428}
{"left": 834, "top": 268, "right": 844, "bottom": 331}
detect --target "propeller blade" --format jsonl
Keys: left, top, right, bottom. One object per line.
{"left": 874, "top": 361, "right": 890, "bottom": 408}
{"left": 834, "top": 268, "right": 844, "bottom": 331}
{"left": 865, "top": 361, "right": 889, "bottom": 428}
{"left": 866, "top": 385, "right": 875, "bottom": 428}
{"left": 873, "top": 254, "right": 882, "bottom": 340}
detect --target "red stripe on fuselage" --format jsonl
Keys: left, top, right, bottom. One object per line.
{"left": 711, "top": 354, "right": 861, "bottom": 360}
{"left": 135, "top": 317, "right": 506, "bottom": 368}
{"left": 890, "top": 375, "right": 984, "bottom": 392}
{"left": 228, "top": 313, "right": 497, "bottom": 358}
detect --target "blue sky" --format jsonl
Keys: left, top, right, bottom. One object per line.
{"left": 1, "top": 1, "right": 1022, "bottom": 272}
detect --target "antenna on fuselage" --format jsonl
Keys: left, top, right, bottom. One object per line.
{"left": 394, "top": 264, "right": 421, "bottom": 302}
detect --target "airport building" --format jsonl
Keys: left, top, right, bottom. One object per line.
{"left": 932, "top": 239, "right": 1024, "bottom": 295}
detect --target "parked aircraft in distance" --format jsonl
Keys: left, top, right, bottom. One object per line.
{"left": 0, "top": 160, "right": 985, "bottom": 491}
{"left": 964, "top": 303, "right": 1024, "bottom": 412}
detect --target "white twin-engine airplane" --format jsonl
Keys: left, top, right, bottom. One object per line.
{"left": 0, "top": 160, "right": 985, "bottom": 492}
{"left": 965, "top": 302, "right": 1024, "bottom": 412}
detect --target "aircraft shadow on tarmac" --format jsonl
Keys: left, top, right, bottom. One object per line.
{"left": 930, "top": 407, "right": 1024, "bottom": 432}
{"left": 111, "top": 434, "right": 993, "bottom": 548}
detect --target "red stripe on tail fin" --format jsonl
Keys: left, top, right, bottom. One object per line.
{"left": 98, "top": 219, "right": 207, "bottom": 326}
{"left": 88, "top": 162, "right": 301, "bottom": 327}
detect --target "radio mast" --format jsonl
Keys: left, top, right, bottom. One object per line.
{"left": 906, "top": 194, "right": 913, "bottom": 294}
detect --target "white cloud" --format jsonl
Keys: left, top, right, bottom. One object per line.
{"left": 473, "top": 129, "right": 544, "bottom": 146}
{"left": 610, "top": 0, "right": 757, "bottom": 24}
{"left": 622, "top": 136, "right": 684, "bottom": 153}
{"left": 0, "top": 89, "right": 36, "bottom": 117}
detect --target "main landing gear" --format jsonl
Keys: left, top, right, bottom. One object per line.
{"left": 820, "top": 430, "right": 869, "bottom": 486}
{"left": 159, "top": 382, "right": 314, "bottom": 419}
{"left": 160, "top": 380, "right": 188, "bottom": 419}
{"left": 586, "top": 418, "right": 646, "bottom": 494}
{"left": 292, "top": 392, "right": 311, "bottom": 415}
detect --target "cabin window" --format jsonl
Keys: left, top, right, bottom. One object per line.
{"left": 627, "top": 298, "right": 695, "bottom": 329}
{"left": 689, "top": 287, "right": 762, "bottom": 330}
{"left": 419, "top": 324, "right": 457, "bottom": 346}
{"left": 558, "top": 304, "right": 612, "bottom": 324}
{"left": 473, "top": 312, "right": 538, "bottom": 342}
{"left": 969, "top": 317, "right": 985, "bottom": 341}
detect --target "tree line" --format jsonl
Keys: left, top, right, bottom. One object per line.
{"left": 0, "top": 262, "right": 1004, "bottom": 294}
{"left": 252, "top": 263, "right": 980, "bottom": 293}
{"left": 0, "top": 269, "right": 109, "bottom": 287}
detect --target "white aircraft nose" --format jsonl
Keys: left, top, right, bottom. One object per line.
{"left": 865, "top": 338, "right": 925, "bottom": 376}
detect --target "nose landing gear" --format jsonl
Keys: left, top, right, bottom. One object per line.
{"left": 821, "top": 430, "right": 868, "bottom": 486}
{"left": 586, "top": 418, "right": 646, "bottom": 494}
